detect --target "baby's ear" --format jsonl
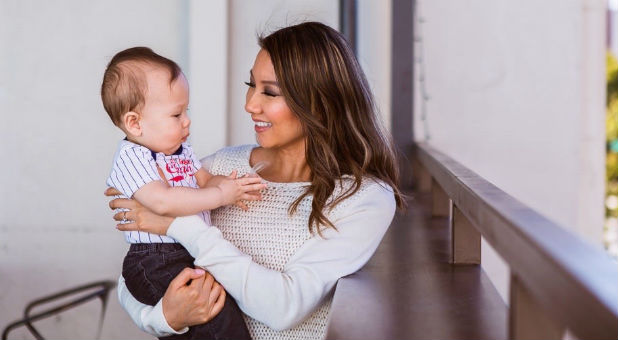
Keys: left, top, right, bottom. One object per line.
{"left": 122, "top": 111, "right": 142, "bottom": 137}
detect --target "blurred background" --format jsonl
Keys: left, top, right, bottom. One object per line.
{"left": 0, "top": 0, "right": 614, "bottom": 338}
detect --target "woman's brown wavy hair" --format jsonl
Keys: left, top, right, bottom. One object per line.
{"left": 259, "top": 22, "right": 405, "bottom": 234}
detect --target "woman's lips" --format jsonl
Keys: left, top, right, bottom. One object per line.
{"left": 254, "top": 121, "right": 272, "bottom": 133}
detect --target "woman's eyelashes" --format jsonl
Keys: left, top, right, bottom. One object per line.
{"left": 244, "top": 81, "right": 279, "bottom": 97}
{"left": 262, "top": 88, "right": 278, "bottom": 97}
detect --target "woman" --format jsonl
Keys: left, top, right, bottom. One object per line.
{"left": 109, "top": 21, "right": 405, "bottom": 340}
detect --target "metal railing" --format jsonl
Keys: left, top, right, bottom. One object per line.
{"left": 413, "top": 142, "right": 618, "bottom": 340}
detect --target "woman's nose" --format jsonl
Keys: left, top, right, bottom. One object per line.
{"left": 245, "top": 90, "right": 260, "bottom": 115}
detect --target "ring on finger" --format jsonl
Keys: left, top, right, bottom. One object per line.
{"left": 122, "top": 211, "right": 128, "bottom": 223}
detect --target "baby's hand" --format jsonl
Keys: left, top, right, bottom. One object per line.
{"left": 217, "top": 170, "right": 266, "bottom": 207}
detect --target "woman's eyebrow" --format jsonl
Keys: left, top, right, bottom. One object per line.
{"left": 249, "top": 70, "right": 278, "bottom": 86}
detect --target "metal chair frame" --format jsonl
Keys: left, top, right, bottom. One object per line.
{"left": 2, "top": 280, "right": 116, "bottom": 340}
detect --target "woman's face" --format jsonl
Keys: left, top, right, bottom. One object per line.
{"left": 245, "top": 49, "right": 305, "bottom": 150}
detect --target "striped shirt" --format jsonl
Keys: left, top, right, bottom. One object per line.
{"left": 106, "top": 139, "right": 211, "bottom": 243}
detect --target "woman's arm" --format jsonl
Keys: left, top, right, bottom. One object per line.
{"left": 117, "top": 276, "right": 183, "bottom": 337}
{"left": 116, "top": 180, "right": 395, "bottom": 331}
{"left": 117, "top": 267, "right": 226, "bottom": 336}
{"left": 176, "top": 181, "right": 395, "bottom": 330}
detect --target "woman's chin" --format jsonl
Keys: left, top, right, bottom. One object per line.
{"left": 255, "top": 135, "right": 268, "bottom": 148}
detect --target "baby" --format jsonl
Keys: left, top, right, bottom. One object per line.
{"left": 101, "top": 47, "right": 258, "bottom": 339}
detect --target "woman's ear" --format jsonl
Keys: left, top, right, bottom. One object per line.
{"left": 122, "top": 111, "right": 142, "bottom": 137}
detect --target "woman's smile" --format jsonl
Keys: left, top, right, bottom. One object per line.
{"left": 254, "top": 119, "right": 272, "bottom": 132}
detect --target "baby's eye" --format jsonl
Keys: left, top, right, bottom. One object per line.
{"left": 173, "top": 113, "right": 181, "bottom": 118}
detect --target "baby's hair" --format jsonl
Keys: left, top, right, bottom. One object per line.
{"left": 101, "top": 47, "right": 181, "bottom": 126}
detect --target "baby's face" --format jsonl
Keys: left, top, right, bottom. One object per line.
{"left": 139, "top": 67, "right": 191, "bottom": 155}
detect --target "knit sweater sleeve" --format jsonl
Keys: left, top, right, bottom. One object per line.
{"left": 117, "top": 275, "right": 187, "bottom": 336}
{"left": 118, "top": 180, "right": 396, "bottom": 333}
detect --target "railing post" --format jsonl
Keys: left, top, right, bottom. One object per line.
{"left": 509, "top": 274, "right": 564, "bottom": 340}
{"left": 431, "top": 178, "right": 449, "bottom": 217}
{"left": 450, "top": 204, "right": 481, "bottom": 264}
{"left": 412, "top": 158, "right": 431, "bottom": 193}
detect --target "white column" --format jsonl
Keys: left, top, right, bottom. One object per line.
{"left": 357, "top": 0, "right": 393, "bottom": 130}
{"left": 576, "top": 0, "right": 606, "bottom": 244}
{"left": 187, "top": 0, "right": 228, "bottom": 158}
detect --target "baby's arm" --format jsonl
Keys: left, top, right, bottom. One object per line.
{"left": 132, "top": 174, "right": 265, "bottom": 217}
{"left": 194, "top": 168, "right": 228, "bottom": 189}
{"left": 194, "top": 168, "right": 212, "bottom": 188}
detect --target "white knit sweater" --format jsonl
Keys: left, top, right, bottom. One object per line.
{"left": 117, "top": 144, "right": 396, "bottom": 340}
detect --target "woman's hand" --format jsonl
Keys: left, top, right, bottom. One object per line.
{"left": 162, "top": 268, "right": 226, "bottom": 331}
{"left": 105, "top": 187, "right": 174, "bottom": 235}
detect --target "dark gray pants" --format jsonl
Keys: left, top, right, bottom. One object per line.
{"left": 123, "top": 243, "right": 251, "bottom": 340}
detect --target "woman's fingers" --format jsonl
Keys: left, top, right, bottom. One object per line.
{"left": 113, "top": 210, "right": 132, "bottom": 221}
{"left": 161, "top": 268, "right": 226, "bottom": 327}
{"left": 211, "top": 287, "right": 226, "bottom": 317}
{"left": 197, "top": 270, "right": 215, "bottom": 291}
{"left": 162, "top": 268, "right": 211, "bottom": 330}
{"left": 104, "top": 187, "right": 122, "bottom": 196}
{"left": 170, "top": 268, "right": 206, "bottom": 291}
{"left": 205, "top": 280, "right": 225, "bottom": 320}
{"left": 116, "top": 221, "right": 138, "bottom": 231}
{"left": 208, "top": 281, "right": 222, "bottom": 305}
{"left": 109, "top": 197, "right": 136, "bottom": 210}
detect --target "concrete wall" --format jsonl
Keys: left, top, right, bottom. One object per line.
{"left": 0, "top": 1, "right": 192, "bottom": 338}
{"left": 413, "top": 0, "right": 607, "bottom": 301}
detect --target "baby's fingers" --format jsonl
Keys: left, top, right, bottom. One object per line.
{"left": 240, "top": 183, "right": 267, "bottom": 193}
{"left": 227, "top": 170, "right": 238, "bottom": 179}
{"left": 238, "top": 176, "right": 264, "bottom": 185}
{"left": 240, "top": 193, "right": 263, "bottom": 201}
{"left": 234, "top": 201, "right": 249, "bottom": 211}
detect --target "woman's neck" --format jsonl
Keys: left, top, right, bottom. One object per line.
{"left": 251, "top": 145, "right": 311, "bottom": 183}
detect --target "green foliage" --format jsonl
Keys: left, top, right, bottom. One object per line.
{"left": 608, "top": 52, "right": 618, "bottom": 106}
{"left": 606, "top": 52, "right": 618, "bottom": 217}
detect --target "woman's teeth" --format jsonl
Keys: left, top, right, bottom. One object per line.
{"left": 255, "top": 122, "right": 272, "bottom": 127}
